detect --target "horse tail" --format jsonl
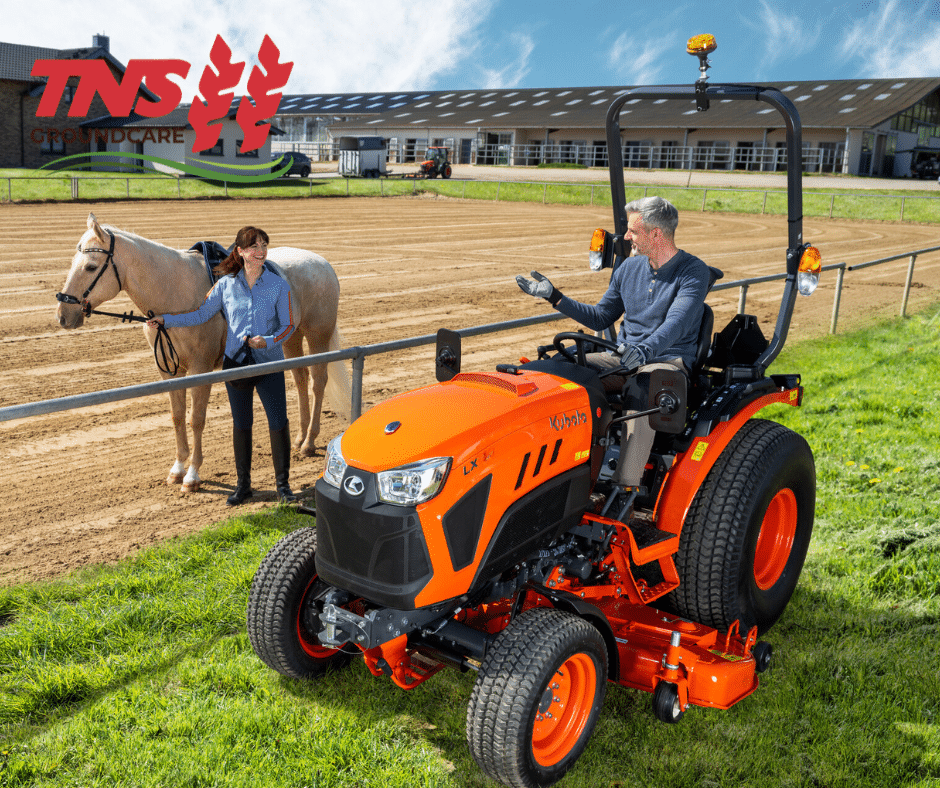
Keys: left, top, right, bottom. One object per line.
{"left": 326, "top": 326, "right": 353, "bottom": 422}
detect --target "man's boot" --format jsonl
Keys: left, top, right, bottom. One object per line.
{"left": 270, "top": 421, "right": 297, "bottom": 503}
{"left": 227, "top": 427, "right": 253, "bottom": 506}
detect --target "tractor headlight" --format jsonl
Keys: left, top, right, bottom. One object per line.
{"left": 377, "top": 457, "right": 451, "bottom": 506}
{"left": 323, "top": 436, "right": 348, "bottom": 488}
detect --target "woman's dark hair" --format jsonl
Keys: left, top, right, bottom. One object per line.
{"left": 215, "top": 226, "right": 270, "bottom": 276}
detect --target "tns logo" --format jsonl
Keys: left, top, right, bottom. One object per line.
{"left": 31, "top": 34, "right": 292, "bottom": 155}
{"left": 549, "top": 410, "right": 587, "bottom": 431}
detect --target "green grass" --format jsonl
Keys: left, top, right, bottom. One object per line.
{"left": 1, "top": 308, "right": 940, "bottom": 786}
{"left": 2, "top": 167, "right": 938, "bottom": 223}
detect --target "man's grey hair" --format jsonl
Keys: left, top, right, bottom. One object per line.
{"left": 624, "top": 196, "right": 679, "bottom": 237}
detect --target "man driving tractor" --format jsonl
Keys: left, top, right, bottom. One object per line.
{"left": 516, "top": 196, "right": 719, "bottom": 518}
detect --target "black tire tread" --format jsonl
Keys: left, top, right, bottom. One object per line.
{"left": 246, "top": 526, "right": 350, "bottom": 679}
{"left": 467, "top": 608, "right": 607, "bottom": 788}
{"left": 671, "top": 418, "right": 814, "bottom": 633}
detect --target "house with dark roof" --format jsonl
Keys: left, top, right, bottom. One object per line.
{"left": 274, "top": 78, "right": 940, "bottom": 178}
{"left": 0, "top": 34, "right": 150, "bottom": 168}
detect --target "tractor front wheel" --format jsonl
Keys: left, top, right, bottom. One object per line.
{"left": 247, "top": 526, "right": 352, "bottom": 679}
{"left": 467, "top": 608, "right": 607, "bottom": 788}
{"left": 671, "top": 418, "right": 815, "bottom": 635}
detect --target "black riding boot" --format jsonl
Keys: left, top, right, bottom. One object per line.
{"left": 227, "top": 427, "right": 253, "bottom": 506}
{"left": 270, "top": 422, "right": 297, "bottom": 503}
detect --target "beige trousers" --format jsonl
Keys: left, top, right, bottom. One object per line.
{"left": 585, "top": 354, "right": 687, "bottom": 487}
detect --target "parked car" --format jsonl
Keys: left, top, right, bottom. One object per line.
{"left": 272, "top": 151, "right": 311, "bottom": 177}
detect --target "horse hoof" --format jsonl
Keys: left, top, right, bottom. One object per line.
{"left": 167, "top": 473, "right": 184, "bottom": 485}
{"left": 299, "top": 443, "right": 317, "bottom": 458}
{"left": 181, "top": 480, "right": 201, "bottom": 493}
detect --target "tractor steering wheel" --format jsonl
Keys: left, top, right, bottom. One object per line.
{"left": 552, "top": 332, "right": 621, "bottom": 369}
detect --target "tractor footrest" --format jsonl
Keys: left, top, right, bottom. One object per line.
{"left": 625, "top": 518, "right": 679, "bottom": 564}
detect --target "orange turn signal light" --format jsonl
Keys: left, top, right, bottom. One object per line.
{"left": 797, "top": 245, "right": 822, "bottom": 296}
{"left": 798, "top": 245, "right": 822, "bottom": 275}
{"left": 589, "top": 228, "right": 606, "bottom": 253}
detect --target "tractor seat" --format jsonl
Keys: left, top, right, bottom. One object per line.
{"left": 693, "top": 303, "right": 715, "bottom": 373}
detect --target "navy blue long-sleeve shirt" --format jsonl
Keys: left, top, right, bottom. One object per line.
{"left": 554, "top": 250, "right": 714, "bottom": 369}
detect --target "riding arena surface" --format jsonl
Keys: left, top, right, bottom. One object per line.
{"left": 1, "top": 193, "right": 938, "bottom": 584}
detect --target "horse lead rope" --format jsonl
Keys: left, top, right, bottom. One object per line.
{"left": 55, "top": 230, "right": 181, "bottom": 376}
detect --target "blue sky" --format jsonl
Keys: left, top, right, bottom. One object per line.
{"left": 5, "top": 0, "right": 940, "bottom": 102}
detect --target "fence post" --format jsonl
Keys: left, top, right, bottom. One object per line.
{"left": 223, "top": 181, "right": 228, "bottom": 198}
{"left": 543, "top": 183, "right": 547, "bottom": 204}
{"left": 900, "top": 196, "right": 906, "bottom": 222}
{"left": 126, "top": 179, "right": 130, "bottom": 198}
{"left": 177, "top": 177, "right": 181, "bottom": 198}
{"left": 496, "top": 181, "right": 501, "bottom": 201}
{"left": 590, "top": 184, "right": 594, "bottom": 205}
{"left": 701, "top": 189, "right": 708, "bottom": 211}
{"left": 351, "top": 353, "right": 365, "bottom": 421}
{"left": 737, "top": 283, "right": 749, "bottom": 313}
{"left": 829, "top": 194, "right": 835, "bottom": 219}
{"left": 762, "top": 191, "right": 768, "bottom": 214}
{"left": 830, "top": 264, "right": 846, "bottom": 334}
{"left": 901, "top": 254, "right": 917, "bottom": 317}
{"left": 71, "top": 178, "right": 79, "bottom": 199}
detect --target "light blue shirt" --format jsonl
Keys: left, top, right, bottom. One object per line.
{"left": 164, "top": 265, "right": 295, "bottom": 363}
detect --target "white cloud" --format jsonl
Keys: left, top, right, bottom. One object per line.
{"left": 3, "top": 0, "right": 497, "bottom": 100}
{"left": 608, "top": 32, "right": 674, "bottom": 86}
{"left": 743, "top": 1, "right": 821, "bottom": 75}
{"left": 837, "top": 0, "right": 940, "bottom": 77}
{"left": 477, "top": 33, "right": 535, "bottom": 89}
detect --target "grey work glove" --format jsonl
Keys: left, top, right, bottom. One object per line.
{"left": 515, "top": 271, "right": 563, "bottom": 306}
{"left": 616, "top": 343, "right": 649, "bottom": 372}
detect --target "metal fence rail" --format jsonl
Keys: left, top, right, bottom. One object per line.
{"left": 2, "top": 246, "right": 936, "bottom": 426}
{"left": 0, "top": 174, "right": 937, "bottom": 221}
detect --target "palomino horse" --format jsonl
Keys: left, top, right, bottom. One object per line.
{"left": 56, "top": 213, "right": 351, "bottom": 492}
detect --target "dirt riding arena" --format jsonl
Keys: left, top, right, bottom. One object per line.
{"left": 1, "top": 196, "right": 938, "bottom": 584}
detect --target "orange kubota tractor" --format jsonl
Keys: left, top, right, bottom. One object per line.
{"left": 419, "top": 146, "right": 454, "bottom": 178}
{"left": 247, "top": 36, "right": 824, "bottom": 788}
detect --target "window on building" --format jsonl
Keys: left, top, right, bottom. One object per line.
{"left": 40, "top": 134, "right": 65, "bottom": 155}
{"left": 890, "top": 89, "right": 940, "bottom": 138}
{"left": 236, "top": 142, "right": 259, "bottom": 158}
{"left": 203, "top": 139, "right": 224, "bottom": 157}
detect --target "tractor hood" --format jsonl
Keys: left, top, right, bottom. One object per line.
{"left": 340, "top": 370, "right": 599, "bottom": 474}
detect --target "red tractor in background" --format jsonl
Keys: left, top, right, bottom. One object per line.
{"left": 247, "top": 36, "right": 824, "bottom": 788}
{"left": 419, "top": 146, "right": 454, "bottom": 178}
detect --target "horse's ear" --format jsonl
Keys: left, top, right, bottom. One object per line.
{"left": 87, "top": 213, "right": 105, "bottom": 240}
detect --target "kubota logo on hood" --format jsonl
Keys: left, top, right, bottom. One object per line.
{"left": 343, "top": 476, "right": 365, "bottom": 496}
{"left": 549, "top": 410, "right": 587, "bottom": 431}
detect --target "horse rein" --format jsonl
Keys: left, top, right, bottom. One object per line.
{"left": 55, "top": 230, "right": 180, "bottom": 376}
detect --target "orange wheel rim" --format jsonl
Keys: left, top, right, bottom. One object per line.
{"left": 296, "top": 577, "right": 340, "bottom": 659}
{"left": 531, "top": 653, "right": 597, "bottom": 767}
{"left": 753, "top": 488, "right": 798, "bottom": 590}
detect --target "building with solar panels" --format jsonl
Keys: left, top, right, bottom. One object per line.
{"left": 273, "top": 79, "right": 940, "bottom": 179}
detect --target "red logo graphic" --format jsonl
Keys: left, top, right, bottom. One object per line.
{"left": 30, "top": 35, "right": 293, "bottom": 154}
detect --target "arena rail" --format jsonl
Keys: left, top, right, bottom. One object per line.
{"left": 3, "top": 176, "right": 938, "bottom": 222}
{"left": 1, "top": 246, "right": 937, "bottom": 425}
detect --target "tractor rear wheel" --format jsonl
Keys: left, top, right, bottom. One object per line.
{"left": 467, "top": 608, "right": 607, "bottom": 788}
{"left": 442, "top": 164, "right": 453, "bottom": 178}
{"left": 247, "top": 526, "right": 352, "bottom": 679}
{"left": 671, "top": 418, "right": 815, "bottom": 634}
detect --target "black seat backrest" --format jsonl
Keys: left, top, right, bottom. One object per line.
{"left": 694, "top": 303, "right": 714, "bottom": 371}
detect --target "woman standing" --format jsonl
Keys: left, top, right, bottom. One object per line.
{"left": 148, "top": 226, "right": 297, "bottom": 505}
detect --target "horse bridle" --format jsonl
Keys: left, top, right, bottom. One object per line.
{"left": 56, "top": 229, "right": 121, "bottom": 316}
{"left": 54, "top": 229, "right": 180, "bottom": 376}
